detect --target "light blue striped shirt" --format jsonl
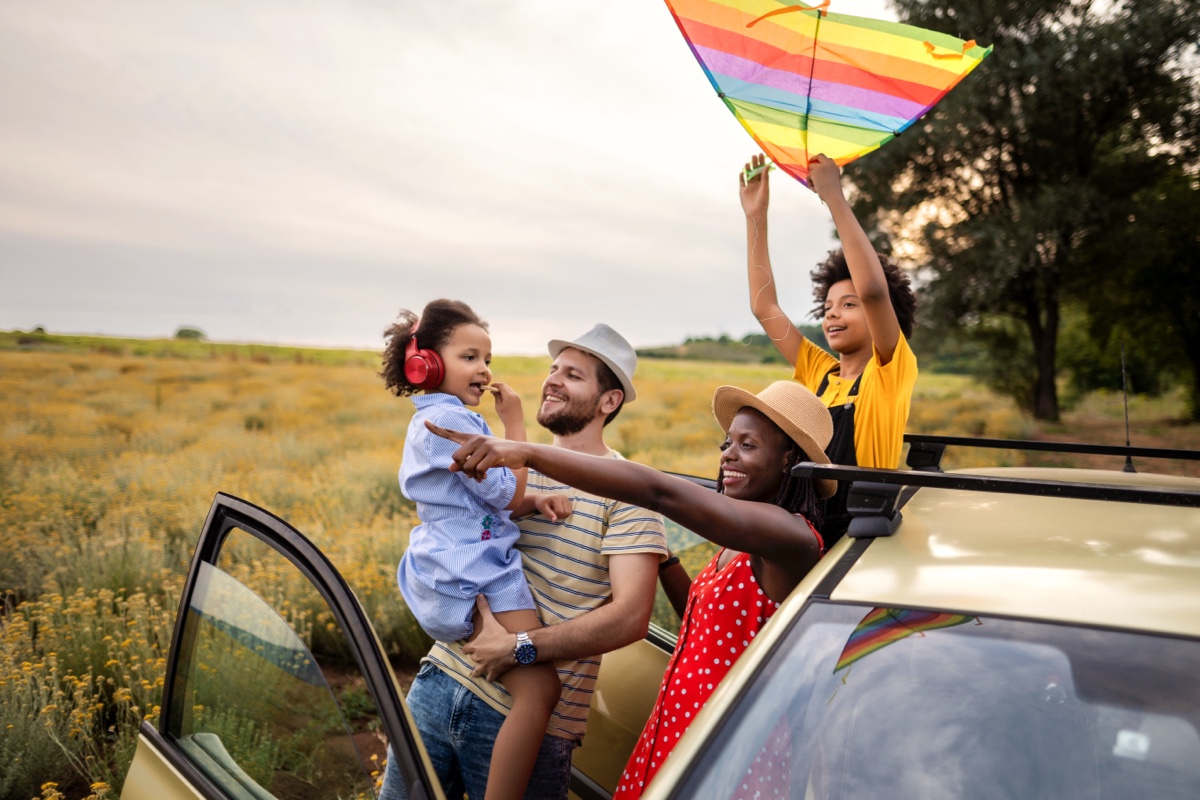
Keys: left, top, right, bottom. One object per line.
{"left": 396, "top": 393, "right": 534, "bottom": 642}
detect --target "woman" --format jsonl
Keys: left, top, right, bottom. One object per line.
{"left": 427, "top": 379, "right": 835, "bottom": 800}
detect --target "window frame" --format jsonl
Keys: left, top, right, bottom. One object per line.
{"left": 148, "top": 492, "right": 440, "bottom": 800}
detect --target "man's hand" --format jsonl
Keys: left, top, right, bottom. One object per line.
{"left": 463, "top": 596, "right": 518, "bottom": 681}
{"left": 807, "top": 153, "right": 847, "bottom": 205}
{"left": 739, "top": 152, "right": 771, "bottom": 220}
{"left": 425, "top": 421, "right": 532, "bottom": 480}
{"left": 533, "top": 493, "right": 572, "bottom": 523}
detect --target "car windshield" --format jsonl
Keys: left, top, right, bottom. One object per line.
{"left": 667, "top": 601, "right": 1200, "bottom": 800}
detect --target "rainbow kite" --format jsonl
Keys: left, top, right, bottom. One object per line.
{"left": 834, "top": 607, "right": 977, "bottom": 673}
{"left": 663, "top": 0, "right": 993, "bottom": 184}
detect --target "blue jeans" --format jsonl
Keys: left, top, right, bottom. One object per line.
{"left": 379, "top": 662, "right": 577, "bottom": 800}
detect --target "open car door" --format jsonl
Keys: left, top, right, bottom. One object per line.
{"left": 121, "top": 493, "right": 442, "bottom": 800}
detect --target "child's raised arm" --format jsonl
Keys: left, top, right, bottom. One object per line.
{"left": 808, "top": 154, "right": 902, "bottom": 365}
{"left": 489, "top": 382, "right": 528, "bottom": 509}
{"left": 740, "top": 153, "right": 805, "bottom": 367}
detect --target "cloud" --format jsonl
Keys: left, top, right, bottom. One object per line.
{"left": 0, "top": 0, "right": 895, "bottom": 352}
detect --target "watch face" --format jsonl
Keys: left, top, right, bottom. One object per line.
{"left": 514, "top": 643, "right": 537, "bottom": 666}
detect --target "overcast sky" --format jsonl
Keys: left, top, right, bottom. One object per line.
{"left": 1, "top": 0, "right": 895, "bottom": 354}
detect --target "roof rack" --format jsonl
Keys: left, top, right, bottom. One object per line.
{"left": 904, "top": 434, "right": 1200, "bottom": 473}
{"left": 791, "top": 462, "right": 1200, "bottom": 540}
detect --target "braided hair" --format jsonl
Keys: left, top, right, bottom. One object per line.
{"left": 716, "top": 442, "right": 824, "bottom": 530}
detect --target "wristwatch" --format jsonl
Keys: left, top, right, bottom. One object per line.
{"left": 513, "top": 631, "right": 538, "bottom": 666}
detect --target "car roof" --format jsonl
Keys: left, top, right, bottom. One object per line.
{"left": 830, "top": 467, "right": 1200, "bottom": 639}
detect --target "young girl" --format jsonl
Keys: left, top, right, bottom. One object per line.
{"left": 380, "top": 298, "right": 564, "bottom": 800}
{"left": 740, "top": 153, "right": 919, "bottom": 543}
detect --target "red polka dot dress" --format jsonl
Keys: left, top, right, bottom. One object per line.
{"left": 612, "top": 550, "right": 782, "bottom": 800}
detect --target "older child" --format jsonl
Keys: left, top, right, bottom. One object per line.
{"left": 380, "top": 298, "right": 564, "bottom": 800}
{"left": 739, "top": 153, "right": 918, "bottom": 542}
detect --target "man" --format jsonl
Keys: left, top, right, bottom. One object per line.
{"left": 382, "top": 323, "right": 669, "bottom": 800}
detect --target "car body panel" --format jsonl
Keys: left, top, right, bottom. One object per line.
{"left": 123, "top": 729, "right": 209, "bottom": 800}
{"left": 640, "top": 466, "right": 1200, "bottom": 799}
{"left": 834, "top": 468, "right": 1200, "bottom": 638}
{"left": 570, "top": 635, "right": 673, "bottom": 794}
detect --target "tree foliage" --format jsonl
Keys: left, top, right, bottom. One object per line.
{"left": 845, "top": 0, "right": 1200, "bottom": 419}
{"left": 1075, "top": 167, "right": 1200, "bottom": 419}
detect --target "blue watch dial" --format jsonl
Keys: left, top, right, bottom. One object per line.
{"left": 515, "top": 643, "right": 537, "bottom": 665}
{"left": 514, "top": 631, "right": 537, "bottom": 665}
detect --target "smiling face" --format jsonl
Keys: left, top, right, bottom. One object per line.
{"left": 536, "top": 347, "right": 621, "bottom": 435}
{"left": 822, "top": 279, "right": 871, "bottom": 355}
{"left": 434, "top": 323, "right": 493, "bottom": 406}
{"left": 719, "top": 408, "right": 795, "bottom": 502}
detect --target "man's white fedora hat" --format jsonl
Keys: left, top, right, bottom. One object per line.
{"left": 548, "top": 323, "right": 638, "bottom": 403}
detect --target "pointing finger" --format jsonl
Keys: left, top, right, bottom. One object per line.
{"left": 425, "top": 420, "right": 470, "bottom": 442}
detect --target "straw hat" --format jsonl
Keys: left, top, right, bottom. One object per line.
{"left": 548, "top": 323, "right": 638, "bottom": 403}
{"left": 712, "top": 381, "right": 836, "bottom": 499}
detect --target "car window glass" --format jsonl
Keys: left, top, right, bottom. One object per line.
{"left": 166, "top": 527, "right": 388, "bottom": 799}
{"left": 669, "top": 602, "right": 1200, "bottom": 800}
{"left": 651, "top": 518, "right": 717, "bottom": 638}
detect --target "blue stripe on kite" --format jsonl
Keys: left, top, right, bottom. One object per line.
{"left": 708, "top": 72, "right": 913, "bottom": 132}
{"left": 696, "top": 45, "right": 926, "bottom": 122}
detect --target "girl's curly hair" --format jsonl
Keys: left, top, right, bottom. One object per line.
{"left": 809, "top": 250, "right": 917, "bottom": 339}
{"left": 380, "top": 299, "right": 487, "bottom": 397}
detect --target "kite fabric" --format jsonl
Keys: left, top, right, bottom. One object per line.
{"left": 834, "top": 607, "right": 977, "bottom": 672}
{"left": 664, "top": 0, "right": 993, "bottom": 184}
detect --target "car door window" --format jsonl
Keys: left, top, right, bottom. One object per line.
{"left": 651, "top": 474, "right": 720, "bottom": 643}
{"left": 170, "top": 537, "right": 376, "bottom": 798}
{"left": 145, "top": 493, "right": 439, "bottom": 800}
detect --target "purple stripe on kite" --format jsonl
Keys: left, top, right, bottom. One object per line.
{"left": 810, "top": 76, "right": 926, "bottom": 122}
{"left": 696, "top": 45, "right": 813, "bottom": 101}
{"left": 696, "top": 46, "right": 926, "bottom": 123}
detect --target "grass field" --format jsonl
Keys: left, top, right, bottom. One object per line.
{"left": 2, "top": 335, "right": 1197, "bottom": 798}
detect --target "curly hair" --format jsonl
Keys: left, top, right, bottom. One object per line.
{"left": 380, "top": 299, "right": 487, "bottom": 397}
{"left": 809, "top": 249, "right": 917, "bottom": 339}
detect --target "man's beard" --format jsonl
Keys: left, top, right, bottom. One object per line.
{"left": 538, "top": 394, "right": 602, "bottom": 436}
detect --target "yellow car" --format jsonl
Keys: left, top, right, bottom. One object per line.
{"left": 121, "top": 435, "right": 1200, "bottom": 800}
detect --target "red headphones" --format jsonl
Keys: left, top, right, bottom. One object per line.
{"left": 404, "top": 320, "right": 444, "bottom": 391}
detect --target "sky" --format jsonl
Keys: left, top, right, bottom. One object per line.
{"left": 1, "top": 0, "right": 896, "bottom": 354}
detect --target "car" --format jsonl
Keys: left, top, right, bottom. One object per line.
{"left": 120, "top": 435, "right": 1200, "bottom": 800}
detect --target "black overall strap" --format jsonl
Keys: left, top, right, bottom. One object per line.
{"left": 816, "top": 367, "right": 864, "bottom": 549}
{"left": 817, "top": 366, "right": 863, "bottom": 400}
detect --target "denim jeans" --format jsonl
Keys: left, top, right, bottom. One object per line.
{"left": 379, "top": 662, "right": 577, "bottom": 800}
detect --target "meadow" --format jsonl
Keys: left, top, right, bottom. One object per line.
{"left": 2, "top": 336, "right": 1196, "bottom": 799}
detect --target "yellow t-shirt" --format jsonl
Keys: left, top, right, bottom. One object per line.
{"left": 792, "top": 333, "right": 918, "bottom": 469}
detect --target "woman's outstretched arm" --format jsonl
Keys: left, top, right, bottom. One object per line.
{"left": 428, "top": 421, "right": 821, "bottom": 573}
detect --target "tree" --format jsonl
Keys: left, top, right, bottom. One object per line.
{"left": 1076, "top": 167, "right": 1200, "bottom": 419}
{"left": 845, "top": 0, "right": 1200, "bottom": 419}
{"left": 174, "top": 326, "right": 206, "bottom": 340}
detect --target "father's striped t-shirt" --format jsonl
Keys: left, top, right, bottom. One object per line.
{"left": 424, "top": 453, "right": 668, "bottom": 742}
